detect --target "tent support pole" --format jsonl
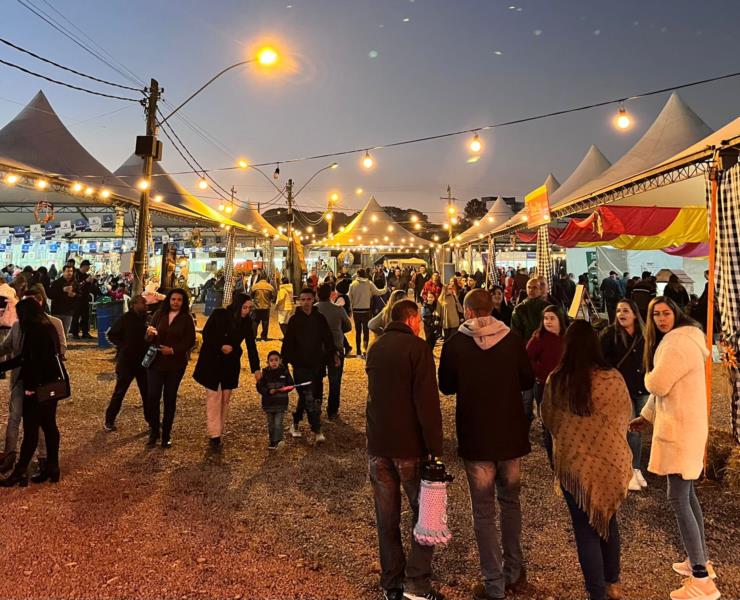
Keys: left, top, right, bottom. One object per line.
{"left": 705, "top": 163, "right": 720, "bottom": 441}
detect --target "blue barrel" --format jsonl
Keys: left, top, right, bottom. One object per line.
{"left": 95, "top": 300, "right": 124, "bottom": 348}
{"left": 204, "top": 289, "right": 223, "bottom": 316}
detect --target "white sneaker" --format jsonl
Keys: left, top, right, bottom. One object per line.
{"left": 673, "top": 559, "right": 717, "bottom": 580}
{"left": 275, "top": 440, "right": 286, "bottom": 452}
{"left": 669, "top": 576, "right": 720, "bottom": 600}
{"left": 289, "top": 424, "right": 302, "bottom": 438}
{"left": 315, "top": 432, "right": 326, "bottom": 444}
{"left": 628, "top": 471, "right": 642, "bottom": 491}
{"left": 634, "top": 468, "right": 648, "bottom": 488}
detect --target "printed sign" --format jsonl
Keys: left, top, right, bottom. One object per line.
{"left": 88, "top": 217, "right": 102, "bottom": 231}
{"left": 59, "top": 220, "right": 72, "bottom": 233}
{"left": 0, "top": 227, "right": 9, "bottom": 238}
{"left": 524, "top": 184, "right": 551, "bottom": 228}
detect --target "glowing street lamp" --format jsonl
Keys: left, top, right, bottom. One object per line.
{"left": 362, "top": 151, "right": 374, "bottom": 170}
{"left": 615, "top": 106, "right": 632, "bottom": 130}
{"left": 469, "top": 132, "right": 483, "bottom": 154}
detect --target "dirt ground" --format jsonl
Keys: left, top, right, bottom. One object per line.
{"left": 0, "top": 313, "right": 737, "bottom": 600}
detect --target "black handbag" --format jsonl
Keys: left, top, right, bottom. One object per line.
{"left": 36, "top": 354, "right": 71, "bottom": 402}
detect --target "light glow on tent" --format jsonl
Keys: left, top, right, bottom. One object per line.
{"left": 4, "top": 174, "right": 18, "bottom": 185}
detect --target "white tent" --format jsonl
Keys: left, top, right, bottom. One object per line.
{"left": 0, "top": 91, "right": 220, "bottom": 228}
{"left": 311, "top": 196, "right": 432, "bottom": 251}
{"left": 453, "top": 196, "right": 515, "bottom": 245}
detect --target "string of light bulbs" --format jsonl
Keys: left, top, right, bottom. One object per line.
{"left": 140, "top": 68, "right": 740, "bottom": 177}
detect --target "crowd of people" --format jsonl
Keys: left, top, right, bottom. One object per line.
{"left": 0, "top": 259, "right": 722, "bottom": 600}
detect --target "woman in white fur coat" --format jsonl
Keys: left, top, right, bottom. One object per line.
{"left": 630, "top": 296, "right": 719, "bottom": 600}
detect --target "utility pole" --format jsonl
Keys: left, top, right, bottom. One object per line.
{"left": 132, "top": 79, "right": 161, "bottom": 296}
{"left": 222, "top": 186, "right": 237, "bottom": 307}
{"left": 326, "top": 196, "right": 333, "bottom": 238}
{"left": 285, "top": 178, "right": 301, "bottom": 294}
{"left": 441, "top": 184, "right": 457, "bottom": 265}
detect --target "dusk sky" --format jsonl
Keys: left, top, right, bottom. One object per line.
{"left": 3, "top": 0, "right": 740, "bottom": 222}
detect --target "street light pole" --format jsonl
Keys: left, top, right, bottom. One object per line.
{"left": 285, "top": 178, "right": 302, "bottom": 294}
{"left": 132, "top": 78, "right": 160, "bottom": 296}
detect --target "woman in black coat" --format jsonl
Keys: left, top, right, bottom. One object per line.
{"left": 0, "top": 298, "right": 65, "bottom": 487}
{"left": 145, "top": 288, "right": 196, "bottom": 449}
{"left": 193, "top": 292, "right": 261, "bottom": 454}
{"left": 599, "top": 298, "right": 649, "bottom": 492}
{"left": 490, "top": 285, "right": 513, "bottom": 326}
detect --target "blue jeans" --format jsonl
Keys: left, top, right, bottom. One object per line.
{"left": 265, "top": 410, "right": 284, "bottom": 446}
{"left": 522, "top": 388, "right": 534, "bottom": 423}
{"left": 562, "top": 489, "right": 620, "bottom": 600}
{"left": 464, "top": 459, "right": 524, "bottom": 599}
{"left": 367, "top": 455, "right": 434, "bottom": 595}
{"left": 627, "top": 394, "right": 648, "bottom": 468}
{"left": 666, "top": 475, "right": 707, "bottom": 572}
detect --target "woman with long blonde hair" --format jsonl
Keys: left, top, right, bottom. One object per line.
{"left": 630, "top": 297, "right": 719, "bottom": 600}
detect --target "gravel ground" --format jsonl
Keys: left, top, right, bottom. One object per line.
{"left": 0, "top": 313, "right": 737, "bottom": 600}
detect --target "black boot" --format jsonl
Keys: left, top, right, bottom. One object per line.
{"left": 0, "top": 467, "right": 28, "bottom": 488}
{"left": 31, "top": 466, "right": 60, "bottom": 484}
{"left": 0, "top": 451, "right": 16, "bottom": 474}
{"left": 146, "top": 428, "right": 159, "bottom": 448}
{"left": 161, "top": 431, "right": 172, "bottom": 449}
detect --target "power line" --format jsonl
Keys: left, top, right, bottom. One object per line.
{"left": 141, "top": 68, "right": 740, "bottom": 176}
{"left": 37, "top": 0, "right": 147, "bottom": 88}
{"left": 16, "top": 0, "right": 145, "bottom": 88}
{"left": 0, "top": 37, "right": 142, "bottom": 92}
{"left": 0, "top": 58, "right": 142, "bottom": 102}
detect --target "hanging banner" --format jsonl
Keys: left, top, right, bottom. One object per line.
{"left": 21, "top": 243, "right": 30, "bottom": 253}
{"left": 0, "top": 227, "right": 9, "bottom": 238}
{"left": 524, "top": 184, "right": 551, "bottom": 228}
{"left": 30, "top": 224, "right": 43, "bottom": 238}
{"left": 87, "top": 242, "right": 98, "bottom": 252}
{"left": 13, "top": 226, "right": 26, "bottom": 238}
{"left": 74, "top": 219, "right": 88, "bottom": 231}
{"left": 88, "top": 217, "right": 102, "bottom": 231}
{"left": 49, "top": 242, "right": 59, "bottom": 252}
{"left": 59, "top": 220, "right": 72, "bottom": 233}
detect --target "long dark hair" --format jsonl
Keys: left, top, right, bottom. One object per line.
{"left": 228, "top": 292, "right": 252, "bottom": 319}
{"left": 643, "top": 295, "right": 701, "bottom": 372}
{"left": 16, "top": 296, "right": 51, "bottom": 329}
{"left": 612, "top": 298, "right": 644, "bottom": 346}
{"left": 549, "top": 320, "right": 611, "bottom": 416}
{"left": 533, "top": 304, "right": 566, "bottom": 339}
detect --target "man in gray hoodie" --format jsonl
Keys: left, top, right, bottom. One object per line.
{"left": 348, "top": 268, "right": 387, "bottom": 358}
{"left": 438, "top": 289, "right": 534, "bottom": 600}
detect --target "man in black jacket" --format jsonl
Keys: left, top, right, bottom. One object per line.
{"left": 365, "top": 299, "right": 444, "bottom": 600}
{"left": 413, "top": 265, "right": 431, "bottom": 303}
{"left": 48, "top": 264, "right": 78, "bottom": 335}
{"left": 281, "top": 288, "right": 340, "bottom": 444}
{"left": 71, "top": 259, "right": 97, "bottom": 339}
{"left": 103, "top": 295, "right": 149, "bottom": 431}
{"left": 438, "top": 289, "right": 534, "bottom": 600}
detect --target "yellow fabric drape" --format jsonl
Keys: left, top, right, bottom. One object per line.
{"left": 575, "top": 206, "right": 707, "bottom": 250}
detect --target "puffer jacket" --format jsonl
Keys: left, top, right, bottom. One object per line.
{"left": 251, "top": 279, "right": 275, "bottom": 310}
{"left": 276, "top": 283, "right": 294, "bottom": 313}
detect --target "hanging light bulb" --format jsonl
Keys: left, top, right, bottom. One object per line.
{"left": 100, "top": 189, "right": 111, "bottom": 199}
{"left": 4, "top": 173, "right": 18, "bottom": 185}
{"left": 70, "top": 181, "right": 83, "bottom": 193}
{"left": 615, "top": 106, "right": 632, "bottom": 130}
{"left": 154, "top": 194, "right": 163, "bottom": 203}
{"left": 198, "top": 178, "right": 208, "bottom": 190}
{"left": 330, "top": 192, "right": 339, "bottom": 202}
{"left": 136, "top": 179, "right": 149, "bottom": 191}
{"left": 84, "top": 187, "right": 95, "bottom": 196}
{"left": 469, "top": 132, "right": 483, "bottom": 154}
{"left": 218, "top": 204, "right": 225, "bottom": 211}
{"left": 362, "top": 150, "right": 374, "bottom": 170}
{"left": 225, "top": 205, "right": 233, "bottom": 214}
{"left": 35, "top": 179, "right": 48, "bottom": 190}
{"left": 273, "top": 163, "right": 280, "bottom": 179}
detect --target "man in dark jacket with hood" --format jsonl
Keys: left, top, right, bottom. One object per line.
{"left": 438, "top": 289, "right": 534, "bottom": 600}
{"left": 365, "top": 299, "right": 444, "bottom": 600}
{"left": 281, "top": 288, "right": 340, "bottom": 443}
{"left": 103, "top": 295, "right": 150, "bottom": 431}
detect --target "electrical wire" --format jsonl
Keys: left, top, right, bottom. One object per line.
{"left": 16, "top": 0, "right": 146, "bottom": 88}
{"left": 37, "top": 0, "right": 147, "bottom": 87}
{"left": 140, "top": 68, "right": 740, "bottom": 176}
{"left": 0, "top": 58, "right": 142, "bottom": 102}
{"left": 0, "top": 37, "right": 143, "bottom": 92}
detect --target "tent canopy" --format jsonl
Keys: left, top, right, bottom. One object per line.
{"left": 228, "top": 200, "right": 288, "bottom": 245}
{"left": 0, "top": 91, "right": 223, "bottom": 228}
{"left": 491, "top": 93, "right": 715, "bottom": 252}
{"left": 311, "top": 196, "right": 432, "bottom": 251}
{"left": 453, "top": 196, "right": 514, "bottom": 244}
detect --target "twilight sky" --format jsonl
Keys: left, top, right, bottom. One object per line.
{"left": 2, "top": 0, "right": 740, "bottom": 222}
